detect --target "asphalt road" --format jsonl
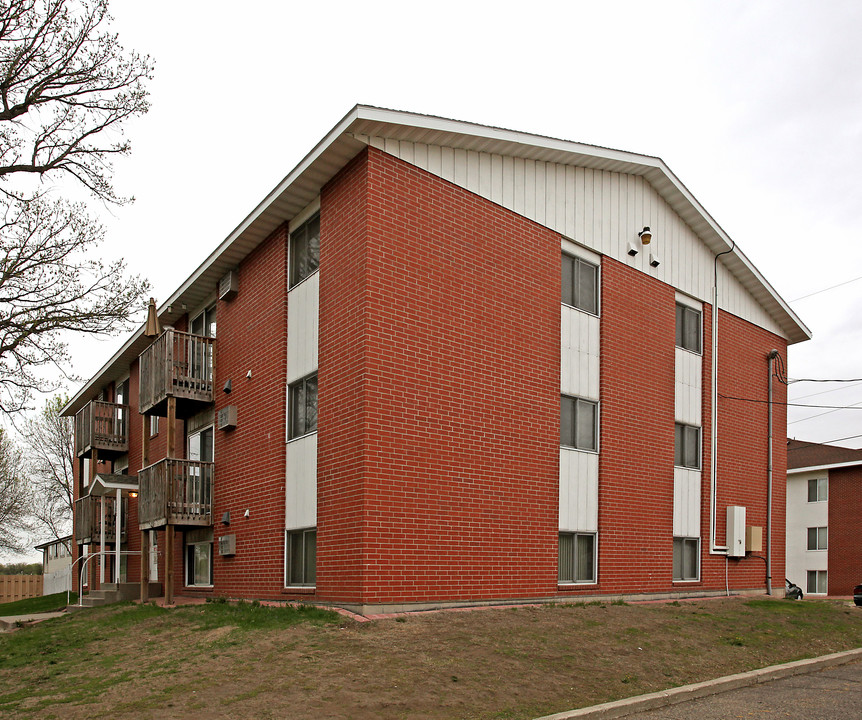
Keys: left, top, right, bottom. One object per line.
{"left": 631, "top": 660, "right": 862, "bottom": 719}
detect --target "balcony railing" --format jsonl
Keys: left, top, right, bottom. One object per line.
{"left": 139, "top": 328, "right": 215, "bottom": 416}
{"left": 75, "top": 400, "right": 130, "bottom": 458}
{"left": 74, "top": 496, "right": 126, "bottom": 544}
{"left": 138, "top": 458, "right": 214, "bottom": 529}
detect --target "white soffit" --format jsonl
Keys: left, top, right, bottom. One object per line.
{"left": 63, "top": 105, "right": 810, "bottom": 416}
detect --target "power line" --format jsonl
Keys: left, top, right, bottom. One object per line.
{"left": 791, "top": 381, "right": 862, "bottom": 401}
{"left": 718, "top": 394, "right": 862, "bottom": 410}
{"left": 788, "top": 399, "right": 862, "bottom": 425}
{"left": 788, "top": 377, "right": 862, "bottom": 384}
{"left": 788, "top": 435, "right": 862, "bottom": 450}
{"left": 790, "top": 274, "right": 862, "bottom": 302}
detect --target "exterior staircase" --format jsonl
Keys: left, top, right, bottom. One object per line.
{"left": 79, "top": 582, "right": 162, "bottom": 607}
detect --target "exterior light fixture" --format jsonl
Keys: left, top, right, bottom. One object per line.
{"left": 639, "top": 226, "right": 652, "bottom": 244}
{"left": 129, "top": 492, "right": 138, "bottom": 498}
{"left": 222, "top": 511, "right": 231, "bottom": 526}
{"left": 224, "top": 379, "right": 232, "bottom": 394}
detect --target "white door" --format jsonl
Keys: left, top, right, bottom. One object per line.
{"left": 149, "top": 530, "right": 158, "bottom": 581}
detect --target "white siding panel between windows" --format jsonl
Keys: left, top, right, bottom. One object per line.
{"left": 675, "top": 347, "right": 702, "bottom": 426}
{"left": 561, "top": 306, "right": 600, "bottom": 401}
{"left": 285, "top": 432, "right": 317, "bottom": 529}
{"left": 785, "top": 471, "right": 830, "bottom": 589}
{"left": 673, "top": 467, "right": 701, "bottom": 537}
{"left": 286, "top": 271, "right": 319, "bottom": 385}
{"left": 559, "top": 448, "right": 599, "bottom": 532}
{"left": 365, "top": 138, "right": 787, "bottom": 339}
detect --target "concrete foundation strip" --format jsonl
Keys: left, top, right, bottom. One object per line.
{"left": 534, "top": 647, "right": 862, "bottom": 720}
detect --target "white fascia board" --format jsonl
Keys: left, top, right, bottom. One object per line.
{"left": 788, "top": 460, "right": 862, "bottom": 474}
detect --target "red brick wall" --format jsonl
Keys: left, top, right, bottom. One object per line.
{"left": 205, "top": 223, "right": 290, "bottom": 599}
{"left": 828, "top": 466, "right": 862, "bottom": 595}
{"left": 319, "top": 147, "right": 561, "bottom": 605}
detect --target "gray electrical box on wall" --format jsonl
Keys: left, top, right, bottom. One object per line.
{"left": 218, "top": 534, "right": 236, "bottom": 556}
{"left": 726, "top": 506, "right": 746, "bottom": 557}
{"left": 218, "top": 405, "right": 237, "bottom": 430}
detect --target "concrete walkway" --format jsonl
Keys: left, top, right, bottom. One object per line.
{"left": 534, "top": 647, "right": 862, "bottom": 720}
{"left": 0, "top": 611, "right": 66, "bottom": 632}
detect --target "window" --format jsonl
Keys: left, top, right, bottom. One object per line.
{"left": 807, "top": 477, "right": 828, "bottom": 503}
{"left": 673, "top": 537, "right": 699, "bottom": 581}
{"left": 560, "top": 396, "right": 597, "bottom": 451}
{"left": 558, "top": 532, "right": 596, "bottom": 583}
{"left": 807, "top": 526, "right": 828, "bottom": 551}
{"left": 675, "top": 304, "right": 702, "bottom": 354}
{"left": 286, "top": 528, "right": 316, "bottom": 586}
{"left": 561, "top": 254, "right": 598, "bottom": 315}
{"left": 190, "top": 304, "right": 217, "bottom": 338}
{"left": 150, "top": 415, "right": 159, "bottom": 437}
{"left": 289, "top": 374, "right": 318, "bottom": 439}
{"left": 185, "top": 528, "right": 213, "bottom": 587}
{"left": 807, "top": 570, "right": 827, "bottom": 594}
{"left": 289, "top": 213, "right": 320, "bottom": 288}
{"left": 674, "top": 423, "right": 701, "bottom": 469}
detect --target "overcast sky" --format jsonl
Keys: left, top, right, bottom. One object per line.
{"left": 63, "top": 0, "right": 862, "bottom": 449}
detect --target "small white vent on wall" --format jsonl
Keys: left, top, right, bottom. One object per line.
{"left": 219, "top": 270, "right": 239, "bottom": 301}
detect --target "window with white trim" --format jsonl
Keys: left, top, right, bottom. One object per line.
{"left": 286, "top": 528, "right": 316, "bottom": 586}
{"left": 289, "top": 213, "right": 320, "bottom": 288}
{"left": 673, "top": 537, "right": 699, "bottom": 581}
{"left": 558, "top": 532, "right": 596, "bottom": 583}
{"left": 807, "top": 526, "right": 827, "bottom": 551}
{"left": 289, "top": 374, "right": 318, "bottom": 440}
{"left": 807, "top": 477, "right": 827, "bottom": 502}
{"left": 560, "top": 396, "right": 597, "bottom": 451}
{"left": 675, "top": 303, "right": 702, "bottom": 354}
{"left": 185, "top": 528, "right": 213, "bottom": 587}
{"left": 807, "top": 569, "right": 827, "bottom": 594}
{"left": 674, "top": 423, "right": 701, "bottom": 469}
{"left": 561, "top": 254, "right": 598, "bottom": 315}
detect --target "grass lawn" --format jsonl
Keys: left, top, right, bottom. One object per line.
{"left": 1, "top": 596, "right": 861, "bottom": 719}
{"left": 0, "top": 592, "right": 77, "bottom": 616}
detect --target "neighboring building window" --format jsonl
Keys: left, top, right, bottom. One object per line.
{"left": 807, "top": 477, "right": 828, "bottom": 503}
{"left": 286, "top": 528, "right": 316, "bottom": 586}
{"left": 150, "top": 415, "right": 159, "bottom": 437}
{"left": 558, "top": 532, "right": 596, "bottom": 583}
{"left": 289, "top": 212, "right": 321, "bottom": 288}
{"left": 560, "top": 395, "right": 597, "bottom": 451}
{"left": 806, "top": 570, "right": 827, "bottom": 594}
{"left": 807, "top": 526, "right": 828, "bottom": 551}
{"left": 675, "top": 304, "right": 702, "bottom": 354}
{"left": 674, "top": 423, "right": 701, "bottom": 469}
{"left": 185, "top": 529, "right": 213, "bottom": 587}
{"left": 673, "top": 537, "right": 699, "bottom": 581}
{"left": 561, "top": 254, "right": 598, "bottom": 315}
{"left": 289, "top": 374, "right": 318, "bottom": 439}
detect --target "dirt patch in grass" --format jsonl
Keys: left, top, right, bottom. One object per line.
{"left": 2, "top": 596, "right": 861, "bottom": 719}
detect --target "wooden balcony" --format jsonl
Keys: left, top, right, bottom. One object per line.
{"left": 74, "top": 496, "right": 126, "bottom": 544}
{"left": 75, "top": 400, "right": 130, "bottom": 458}
{"left": 137, "top": 458, "right": 214, "bottom": 530}
{"left": 138, "top": 328, "right": 215, "bottom": 417}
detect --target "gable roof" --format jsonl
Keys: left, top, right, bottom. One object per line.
{"left": 787, "top": 439, "right": 862, "bottom": 472}
{"left": 62, "top": 105, "right": 811, "bottom": 417}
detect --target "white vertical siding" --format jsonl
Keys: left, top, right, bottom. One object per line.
{"left": 285, "top": 433, "right": 318, "bottom": 529}
{"left": 673, "top": 467, "right": 701, "bottom": 537}
{"left": 286, "top": 272, "right": 319, "bottom": 385}
{"left": 358, "top": 135, "right": 786, "bottom": 338}
{"left": 785, "top": 471, "right": 829, "bottom": 590}
{"left": 674, "top": 347, "right": 702, "bottom": 426}
{"left": 561, "top": 307, "right": 600, "bottom": 401}
{"left": 559, "top": 449, "right": 599, "bottom": 532}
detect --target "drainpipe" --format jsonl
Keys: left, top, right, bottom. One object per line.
{"left": 766, "top": 349, "right": 779, "bottom": 595}
{"left": 710, "top": 244, "right": 734, "bottom": 554}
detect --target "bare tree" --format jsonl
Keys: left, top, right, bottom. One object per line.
{"left": 0, "top": 427, "right": 30, "bottom": 553}
{"left": 23, "top": 395, "right": 73, "bottom": 549}
{"left": 0, "top": 0, "right": 153, "bottom": 413}
{"left": 0, "top": 0, "right": 153, "bottom": 203}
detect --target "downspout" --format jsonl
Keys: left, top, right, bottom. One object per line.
{"left": 710, "top": 243, "right": 734, "bottom": 554}
{"left": 766, "top": 349, "right": 779, "bottom": 595}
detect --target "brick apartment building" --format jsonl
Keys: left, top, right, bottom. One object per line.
{"left": 786, "top": 439, "right": 862, "bottom": 596}
{"left": 63, "top": 106, "right": 810, "bottom": 614}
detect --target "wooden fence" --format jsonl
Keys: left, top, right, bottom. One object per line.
{"left": 0, "top": 575, "right": 43, "bottom": 603}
